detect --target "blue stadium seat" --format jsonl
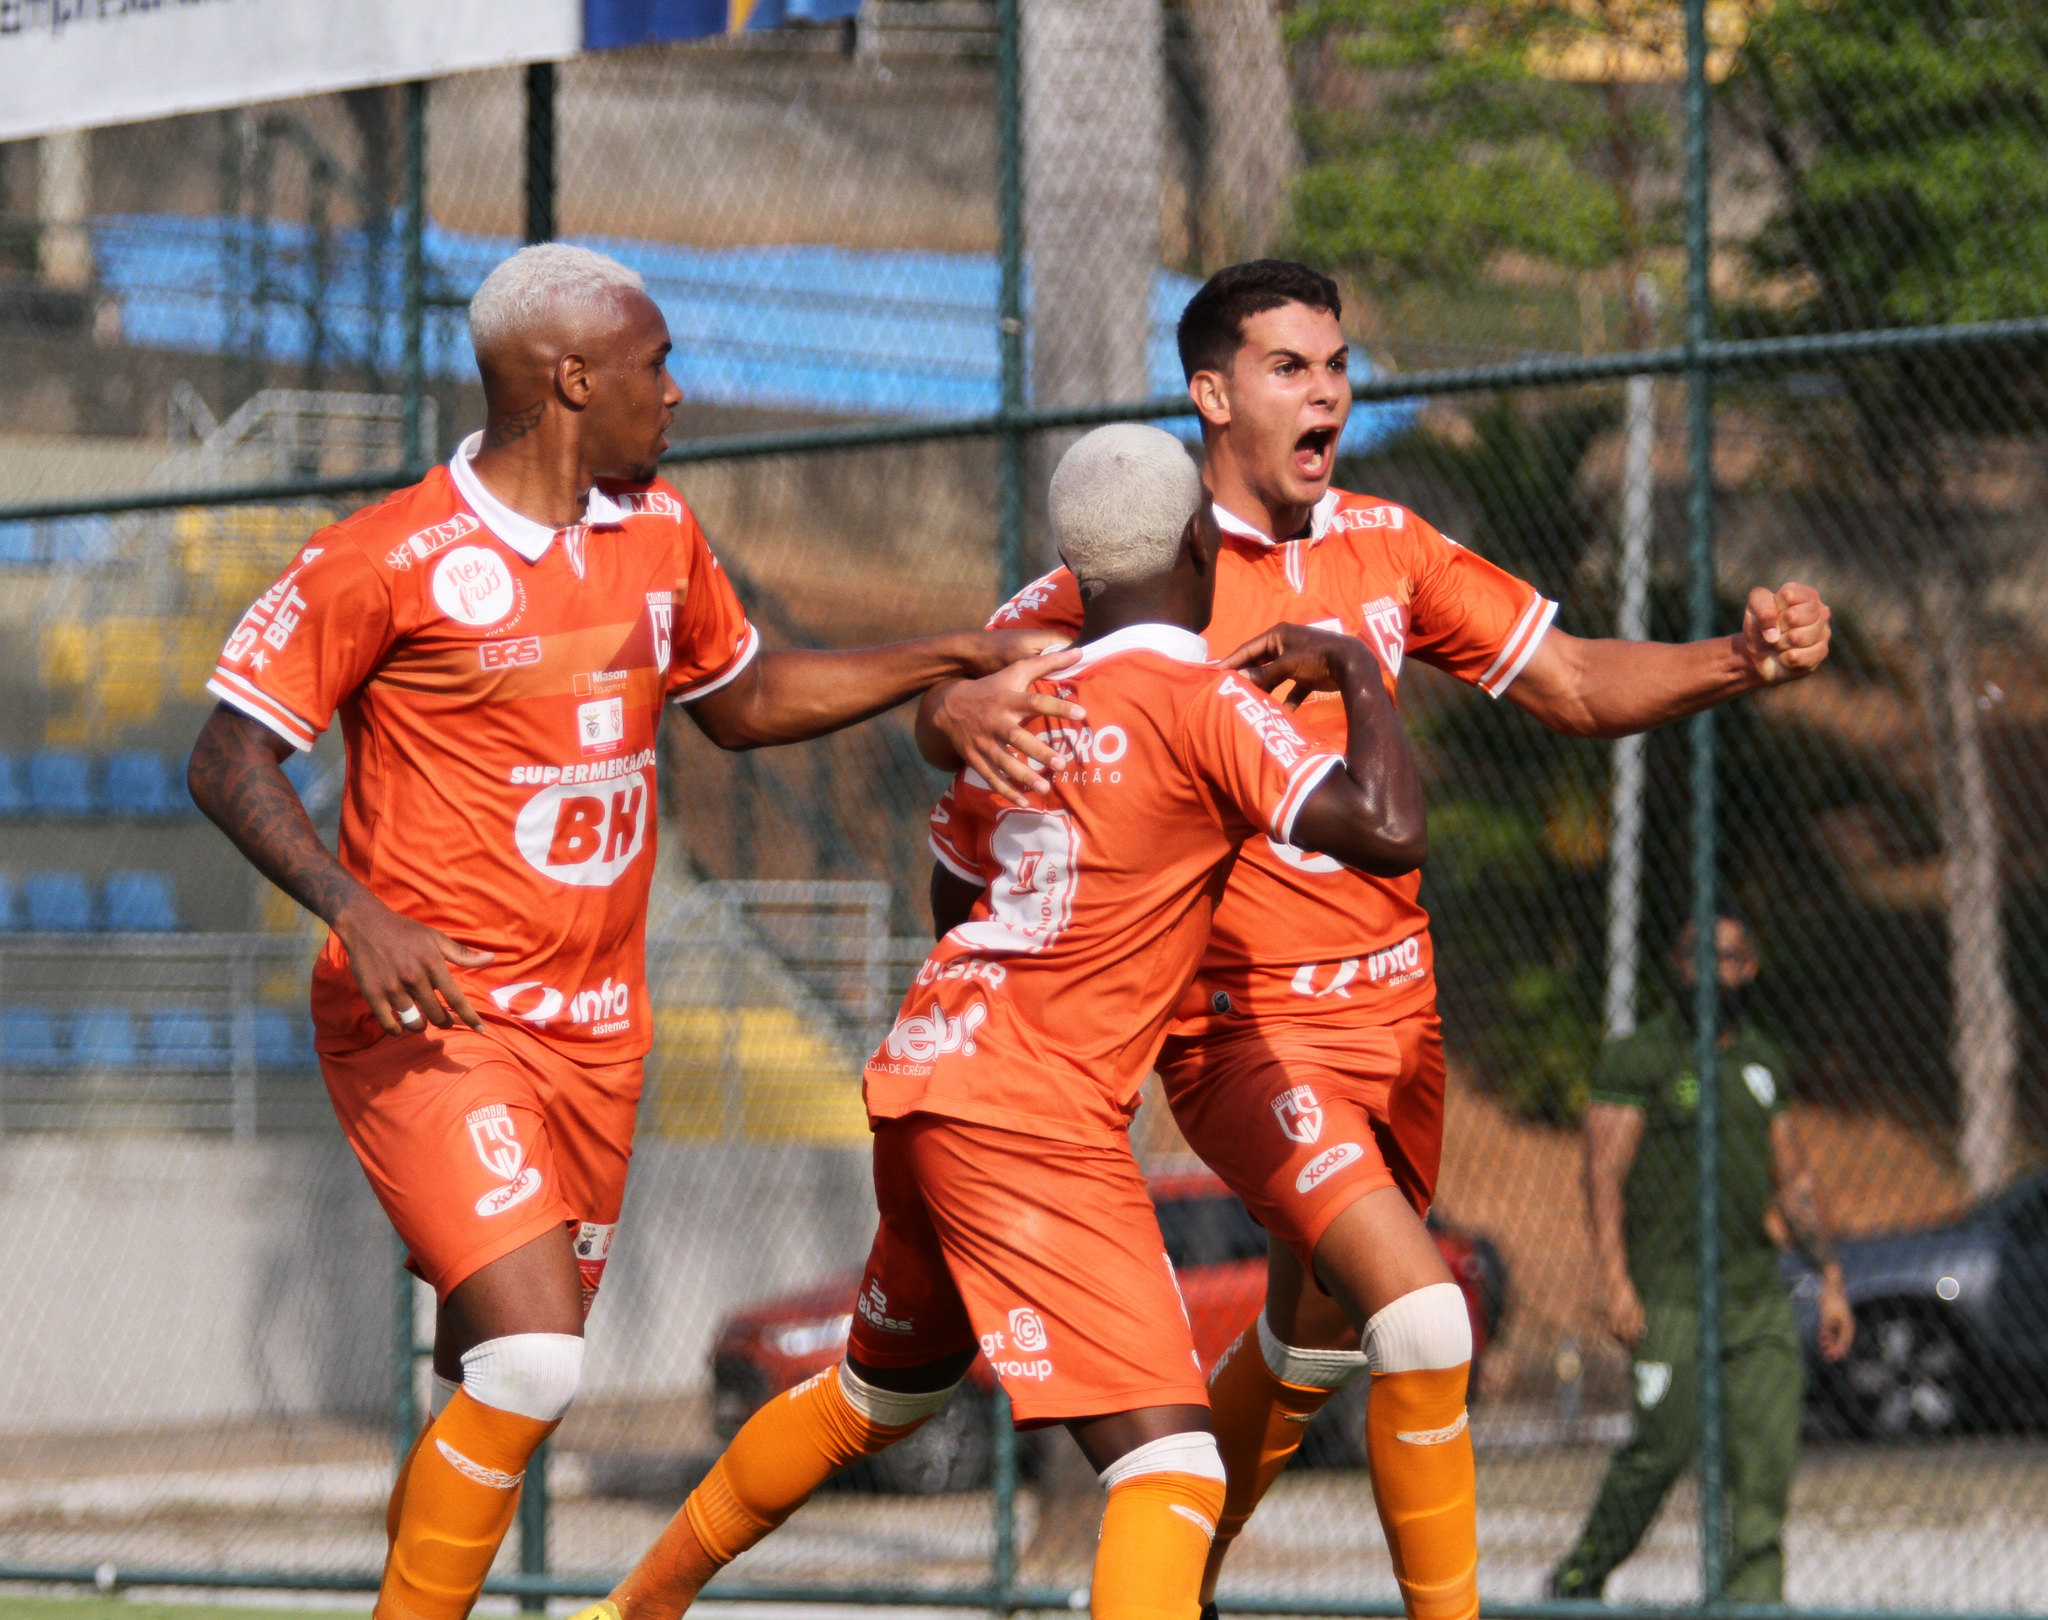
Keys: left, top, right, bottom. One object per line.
{"left": 27, "top": 750, "right": 95, "bottom": 816}
{"left": 21, "top": 872, "right": 94, "bottom": 932}
{"left": 0, "top": 875, "right": 14, "bottom": 932}
{"left": 102, "top": 871, "right": 179, "bottom": 932}
{"left": 1, "top": 1007, "right": 63, "bottom": 1066}
{"left": 150, "top": 1007, "right": 224, "bottom": 1070}
{"left": 252, "top": 1007, "right": 314, "bottom": 1070}
{"left": 282, "top": 753, "right": 324, "bottom": 798}
{"left": 0, "top": 755, "right": 26, "bottom": 818}
{"left": 72, "top": 1007, "right": 137, "bottom": 1068}
{"left": 103, "top": 751, "right": 182, "bottom": 818}
{"left": 0, "top": 522, "right": 40, "bottom": 567}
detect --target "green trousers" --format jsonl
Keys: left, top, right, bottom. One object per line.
{"left": 1550, "top": 1291, "right": 1804, "bottom": 1602}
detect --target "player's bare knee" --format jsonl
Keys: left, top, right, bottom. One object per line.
{"left": 459, "top": 1332, "right": 585, "bottom": 1421}
{"left": 1363, "top": 1282, "right": 1472, "bottom": 1374}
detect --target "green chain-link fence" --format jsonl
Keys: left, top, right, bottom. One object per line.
{"left": 1, "top": 0, "right": 2047, "bottom": 1612}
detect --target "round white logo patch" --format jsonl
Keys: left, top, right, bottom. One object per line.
{"left": 1742, "top": 1063, "right": 1777, "bottom": 1108}
{"left": 432, "top": 545, "right": 517, "bottom": 627}
{"left": 513, "top": 771, "right": 652, "bottom": 887}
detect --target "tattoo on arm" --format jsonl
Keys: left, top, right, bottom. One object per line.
{"left": 481, "top": 401, "right": 545, "bottom": 450}
{"left": 1778, "top": 1174, "right": 1839, "bottom": 1271}
{"left": 189, "top": 712, "right": 366, "bottom": 926}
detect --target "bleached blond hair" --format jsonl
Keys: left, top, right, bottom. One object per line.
{"left": 1051, "top": 424, "right": 1203, "bottom": 599}
{"left": 468, "top": 243, "right": 646, "bottom": 355}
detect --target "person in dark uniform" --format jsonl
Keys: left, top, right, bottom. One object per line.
{"left": 1548, "top": 911, "right": 1855, "bottom": 1601}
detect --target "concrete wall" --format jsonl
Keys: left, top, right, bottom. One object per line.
{"left": 0, "top": 1134, "right": 875, "bottom": 1435}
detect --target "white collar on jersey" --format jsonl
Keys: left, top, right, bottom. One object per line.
{"left": 1064, "top": 622, "right": 1212, "bottom": 673}
{"left": 448, "top": 431, "right": 629, "bottom": 564}
{"left": 1211, "top": 490, "right": 1340, "bottom": 550}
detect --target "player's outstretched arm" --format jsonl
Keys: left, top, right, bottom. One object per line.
{"left": 1507, "top": 581, "right": 1832, "bottom": 739}
{"left": 1233, "top": 624, "right": 1427, "bottom": 877}
{"left": 682, "top": 628, "right": 1073, "bottom": 756}
{"left": 187, "top": 705, "right": 490, "bottom": 1037}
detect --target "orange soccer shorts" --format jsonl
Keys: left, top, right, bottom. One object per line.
{"left": 845, "top": 1114, "right": 1211, "bottom": 1425}
{"left": 321, "top": 1019, "right": 641, "bottom": 1301}
{"left": 1156, "top": 1009, "right": 1445, "bottom": 1271}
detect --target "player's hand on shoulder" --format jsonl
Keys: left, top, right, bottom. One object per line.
{"left": 332, "top": 894, "right": 493, "bottom": 1037}
{"left": 926, "top": 646, "right": 1086, "bottom": 806}
{"left": 963, "top": 627, "right": 1076, "bottom": 676}
{"left": 1740, "top": 581, "right": 1831, "bottom": 686}
{"left": 1223, "top": 621, "right": 1375, "bottom": 707}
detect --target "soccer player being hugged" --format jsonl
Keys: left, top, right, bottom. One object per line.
{"left": 186, "top": 244, "right": 1067, "bottom": 1620}
{"left": 578, "top": 423, "right": 1426, "bottom": 1620}
{"left": 921, "top": 261, "right": 1835, "bottom": 1620}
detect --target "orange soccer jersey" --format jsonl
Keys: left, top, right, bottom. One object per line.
{"left": 986, "top": 490, "right": 1553, "bottom": 1031}
{"left": 209, "top": 434, "right": 758, "bottom": 1064}
{"left": 867, "top": 622, "right": 1342, "bottom": 1146}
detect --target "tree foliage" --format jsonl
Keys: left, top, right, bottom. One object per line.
{"left": 1285, "top": 0, "right": 1675, "bottom": 295}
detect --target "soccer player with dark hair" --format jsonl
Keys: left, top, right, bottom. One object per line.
{"left": 186, "top": 243, "right": 1065, "bottom": 1620}
{"left": 579, "top": 423, "right": 1427, "bottom": 1620}
{"left": 922, "top": 258, "right": 1834, "bottom": 1619}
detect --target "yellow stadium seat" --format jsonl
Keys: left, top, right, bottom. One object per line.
{"left": 650, "top": 1006, "right": 868, "bottom": 1144}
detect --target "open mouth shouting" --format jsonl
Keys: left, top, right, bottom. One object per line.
{"left": 1294, "top": 425, "right": 1339, "bottom": 483}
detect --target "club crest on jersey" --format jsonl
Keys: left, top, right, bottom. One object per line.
{"left": 647, "top": 590, "right": 675, "bottom": 670}
{"left": 1361, "top": 595, "right": 1406, "bottom": 678}
{"left": 1271, "top": 1084, "right": 1325, "bottom": 1145}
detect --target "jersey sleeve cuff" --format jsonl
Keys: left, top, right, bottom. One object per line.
{"left": 1272, "top": 752, "right": 1344, "bottom": 846}
{"left": 207, "top": 670, "right": 318, "bottom": 752}
{"left": 670, "top": 622, "right": 761, "bottom": 705}
{"left": 1477, "top": 596, "right": 1559, "bottom": 698}
{"left": 928, "top": 832, "right": 981, "bottom": 884}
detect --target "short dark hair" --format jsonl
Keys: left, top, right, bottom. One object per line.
{"left": 1176, "top": 259, "right": 1343, "bottom": 381}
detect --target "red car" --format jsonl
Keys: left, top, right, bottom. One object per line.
{"left": 710, "top": 1169, "right": 1506, "bottom": 1492}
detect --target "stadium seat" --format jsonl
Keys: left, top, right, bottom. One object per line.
{"left": 72, "top": 1007, "right": 137, "bottom": 1068}
{"left": 21, "top": 872, "right": 95, "bottom": 932}
{"left": 282, "top": 753, "right": 326, "bottom": 799}
{"left": 0, "top": 755, "right": 26, "bottom": 818}
{"left": 0, "top": 875, "right": 14, "bottom": 932}
{"left": 103, "top": 751, "right": 183, "bottom": 818}
{"left": 1, "top": 1007, "right": 63, "bottom": 1067}
{"left": 0, "top": 521, "right": 39, "bottom": 567}
{"left": 149, "top": 1007, "right": 225, "bottom": 1070}
{"left": 102, "top": 871, "right": 179, "bottom": 932}
{"left": 27, "top": 750, "right": 95, "bottom": 816}
{"left": 252, "top": 1007, "right": 314, "bottom": 1070}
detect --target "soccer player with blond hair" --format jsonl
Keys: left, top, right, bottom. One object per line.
{"left": 576, "top": 422, "right": 1427, "bottom": 1619}
{"left": 187, "top": 243, "right": 1064, "bottom": 1620}
{"left": 923, "top": 260, "right": 1834, "bottom": 1619}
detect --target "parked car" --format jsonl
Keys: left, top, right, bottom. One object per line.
{"left": 1795, "top": 1169, "right": 2048, "bottom": 1438}
{"left": 710, "top": 1168, "right": 1507, "bottom": 1490}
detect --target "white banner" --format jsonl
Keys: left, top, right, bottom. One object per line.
{"left": 0, "top": 0, "right": 582, "bottom": 141}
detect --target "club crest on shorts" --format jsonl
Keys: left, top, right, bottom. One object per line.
{"left": 1271, "top": 1084, "right": 1325, "bottom": 1145}
{"left": 466, "top": 1104, "right": 524, "bottom": 1180}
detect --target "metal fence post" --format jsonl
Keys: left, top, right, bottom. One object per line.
{"left": 394, "top": 1236, "right": 419, "bottom": 1471}
{"left": 990, "top": 1386, "right": 1017, "bottom": 1615}
{"left": 525, "top": 62, "right": 557, "bottom": 247}
{"left": 401, "top": 79, "right": 428, "bottom": 473}
{"left": 1682, "top": 0, "right": 1726, "bottom": 1603}
{"left": 995, "top": 0, "right": 1027, "bottom": 598}
{"left": 518, "top": 1441, "right": 549, "bottom": 1612}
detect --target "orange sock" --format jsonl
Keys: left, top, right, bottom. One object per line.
{"left": 387, "top": 1379, "right": 460, "bottom": 1548}
{"left": 1199, "top": 1324, "right": 1350, "bottom": 1601}
{"left": 609, "top": 1365, "right": 944, "bottom": 1620}
{"left": 376, "top": 1388, "right": 557, "bottom": 1620}
{"left": 1366, "top": 1365, "right": 1478, "bottom": 1620}
{"left": 1093, "top": 1468, "right": 1229, "bottom": 1620}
